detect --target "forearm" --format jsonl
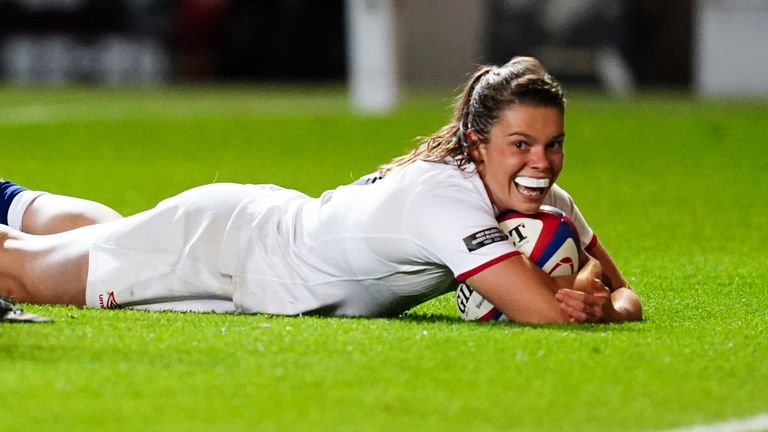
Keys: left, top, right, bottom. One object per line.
{"left": 588, "top": 241, "right": 627, "bottom": 291}
{"left": 467, "top": 256, "right": 572, "bottom": 324}
{"left": 585, "top": 240, "right": 642, "bottom": 322}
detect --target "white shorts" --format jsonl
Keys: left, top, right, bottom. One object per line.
{"left": 85, "top": 183, "right": 280, "bottom": 313}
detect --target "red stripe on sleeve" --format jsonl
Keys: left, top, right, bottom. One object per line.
{"left": 585, "top": 234, "right": 598, "bottom": 253}
{"left": 455, "top": 251, "right": 522, "bottom": 282}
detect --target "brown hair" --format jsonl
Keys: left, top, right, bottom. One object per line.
{"left": 378, "top": 56, "right": 565, "bottom": 176}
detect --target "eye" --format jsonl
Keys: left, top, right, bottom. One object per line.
{"left": 547, "top": 140, "right": 564, "bottom": 151}
{"left": 512, "top": 140, "right": 529, "bottom": 150}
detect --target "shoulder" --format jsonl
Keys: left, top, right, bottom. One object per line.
{"left": 544, "top": 183, "right": 575, "bottom": 210}
{"left": 398, "top": 162, "right": 497, "bottom": 231}
{"left": 395, "top": 160, "right": 481, "bottom": 192}
{"left": 396, "top": 161, "right": 490, "bottom": 208}
{"left": 342, "top": 161, "right": 493, "bottom": 221}
{"left": 545, "top": 183, "right": 571, "bottom": 201}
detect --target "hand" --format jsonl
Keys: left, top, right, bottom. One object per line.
{"left": 572, "top": 254, "right": 602, "bottom": 294}
{"left": 554, "top": 278, "right": 616, "bottom": 323}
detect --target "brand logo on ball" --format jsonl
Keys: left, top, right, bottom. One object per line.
{"left": 548, "top": 256, "right": 575, "bottom": 276}
{"left": 500, "top": 218, "right": 543, "bottom": 257}
{"left": 455, "top": 282, "right": 508, "bottom": 321}
{"left": 506, "top": 222, "right": 528, "bottom": 247}
{"left": 455, "top": 283, "right": 472, "bottom": 314}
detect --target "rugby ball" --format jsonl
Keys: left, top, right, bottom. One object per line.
{"left": 455, "top": 205, "right": 581, "bottom": 321}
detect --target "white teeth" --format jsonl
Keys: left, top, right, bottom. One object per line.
{"left": 518, "top": 188, "right": 540, "bottom": 196}
{"left": 515, "top": 176, "right": 550, "bottom": 188}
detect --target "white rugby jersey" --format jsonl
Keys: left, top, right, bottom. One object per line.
{"left": 219, "top": 160, "right": 595, "bottom": 317}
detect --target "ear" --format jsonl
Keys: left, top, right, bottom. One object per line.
{"left": 465, "top": 129, "right": 485, "bottom": 163}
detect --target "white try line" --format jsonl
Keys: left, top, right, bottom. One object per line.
{"left": 657, "top": 413, "right": 768, "bottom": 432}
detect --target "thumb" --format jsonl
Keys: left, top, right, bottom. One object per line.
{"left": 574, "top": 273, "right": 595, "bottom": 294}
{"left": 591, "top": 278, "right": 611, "bottom": 297}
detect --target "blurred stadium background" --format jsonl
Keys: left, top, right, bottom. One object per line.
{"left": 2, "top": 0, "right": 767, "bottom": 110}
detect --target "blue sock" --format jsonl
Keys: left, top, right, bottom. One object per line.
{"left": 0, "top": 180, "right": 27, "bottom": 226}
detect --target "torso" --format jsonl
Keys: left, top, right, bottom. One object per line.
{"left": 219, "top": 160, "right": 594, "bottom": 317}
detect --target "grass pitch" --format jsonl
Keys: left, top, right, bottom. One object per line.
{"left": 1, "top": 85, "right": 767, "bottom": 432}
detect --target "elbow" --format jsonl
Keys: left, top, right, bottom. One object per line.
{"left": 611, "top": 288, "right": 643, "bottom": 322}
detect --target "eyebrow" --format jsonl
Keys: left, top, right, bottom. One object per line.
{"left": 506, "top": 132, "right": 566, "bottom": 140}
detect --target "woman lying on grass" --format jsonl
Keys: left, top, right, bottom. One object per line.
{"left": 0, "top": 57, "right": 641, "bottom": 324}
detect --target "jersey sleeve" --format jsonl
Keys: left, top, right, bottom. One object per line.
{"left": 544, "top": 184, "right": 597, "bottom": 252}
{"left": 406, "top": 178, "right": 520, "bottom": 282}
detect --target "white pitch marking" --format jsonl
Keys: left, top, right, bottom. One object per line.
{"left": 657, "top": 413, "right": 768, "bottom": 432}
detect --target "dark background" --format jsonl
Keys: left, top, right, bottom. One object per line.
{"left": 0, "top": 0, "right": 692, "bottom": 86}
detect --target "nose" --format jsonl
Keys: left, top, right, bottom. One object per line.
{"left": 528, "top": 146, "right": 551, "bottom": 171}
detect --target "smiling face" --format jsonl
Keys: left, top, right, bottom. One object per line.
{"left": 469, "top": 104, "right": 565, "bottom": 214}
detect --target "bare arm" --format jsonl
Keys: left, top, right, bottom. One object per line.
{"left": 556, "top": 241, "right": 643, "bottom": 323}
{"left": 590, "top": 239, "right": 642, "bottom": 321}
{"left": 588, "top": 240, "right": 627, "bottom": 291}
{"left": 465, "top": 254, "right": 572, "bottom": 324}
{"left": 462, "top": 239, "right": 642, "bottom": 325}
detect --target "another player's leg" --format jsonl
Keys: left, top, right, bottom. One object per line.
{"left": 0, "top": 180, "right": 122, "bottom": 235}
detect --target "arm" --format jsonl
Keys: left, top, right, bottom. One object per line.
{"left": 466, "top": 247, "right": 641, "bottom": 324}
{"left": 555, "top": 241, "right": 643, "bottom": 323}
{"left": 589, "top": 239, "right": 642, "bottom": 321}
{"left": 587, "top": 239, "right": 627, "bottom": 291}
{"left": 544, "top": 186, "right": 642, "bottom": 322}
{"left": 465, "top": 254, "right": 572, "bottom": 324}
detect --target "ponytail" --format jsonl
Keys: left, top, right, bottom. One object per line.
{"left": 378, "top": 57, "right": 564, "bottom": 176}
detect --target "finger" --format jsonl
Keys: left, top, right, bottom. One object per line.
{"left": 554, "top": 289, "right": 570, "bottom": 302}
{"left": 558, "top": 289, "right": 603, "bottom": 311}
{"left": 558, "top": 292, "right": 606, "bottom": 322}
{"left": 558, "top": 296, "right": 599, "bottom": 322}
{"left": 556, "top": 288, "right": 587, "bottom": 300}
{"left": 585, "top": 296, "right": 611, "bottom": 321}
{"left": 558, "top": 295, "right": 587, "bottom": 312}
{"left": 573, "top": 275, "right": 594, "bottom": 294}
{"left": 559, "top": 302, "right": 588, "bottom": 323}
{"left": 580, "top": 293, "right": 608, "bottom": 308}
{"left": 565, "top": 285, "right": 607, "bottom": 304}
{"left": 577, "top": 298, "right": 607, "bottom": 322}
{"left": 591, "top": 278, "right": 611, "bottom": 296}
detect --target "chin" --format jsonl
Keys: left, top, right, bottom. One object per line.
{"left": 516, "top": 206, "right": 542, "bottom": 215}
{"left": 506, "top": 199, "right": 544, "bottom": 215}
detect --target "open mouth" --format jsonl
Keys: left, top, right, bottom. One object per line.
{"left": 514, "top": 176, "right": 550, "bottom": 197}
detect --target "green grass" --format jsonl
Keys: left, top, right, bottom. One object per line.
{"left": 2, "top": 85, "right": 768, "bottom": 431}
